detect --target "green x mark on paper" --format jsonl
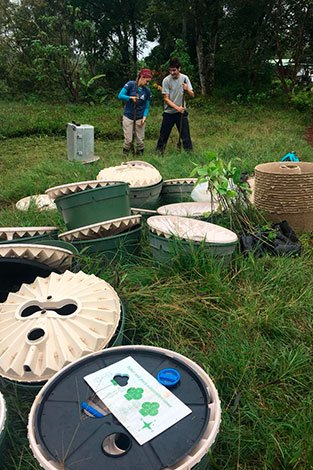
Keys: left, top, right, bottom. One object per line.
{"left": 142, "top": 421, "right": 153, "bottom": 430}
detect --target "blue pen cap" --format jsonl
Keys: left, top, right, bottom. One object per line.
{"left": 157, "top": 368, "right": 181, "bottom": 387}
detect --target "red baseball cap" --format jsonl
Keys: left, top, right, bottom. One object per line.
{"left": 140, "top": 68, "right": 153, "bottom": 79}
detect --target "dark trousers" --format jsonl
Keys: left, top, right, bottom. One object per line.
{"left": 156, "top": 111, "right": 193, "bottom": 152}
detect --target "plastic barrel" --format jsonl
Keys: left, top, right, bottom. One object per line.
{"left": 28, "top": 345, "right": 221, "bottom": 470}
{"left": 0, "top": 258, "right": 59, "bottom": 303}
{"left": 129, "top": 181, "right": 163, "bottom": 209}
{"left": 149, "top": 231, "right": 237, "bottom": 263}
{"left": 72, "top": 225, "right": 142, "bottom": 259}
{"left": 55, "top": 183, "right": 131, "bottom": 230}
{"left": 160, "top": 180, "right": 195, "bottom": 205}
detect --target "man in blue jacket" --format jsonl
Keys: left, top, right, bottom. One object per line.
{"left": 118, "top": 68, "right": 152, "bottom": 155}
{"left": 156, "top": 57, "right": 194, "bottom": 154}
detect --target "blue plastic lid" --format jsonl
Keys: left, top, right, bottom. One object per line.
{"left": 280, "top": 152, "right": 300, "bottom": 162}
{"left": 157, "top": 368, "right": 181, "bottom": 387}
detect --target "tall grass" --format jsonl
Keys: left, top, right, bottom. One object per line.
{"left": 0, "top": 98, "right": 313, "bottom": 469}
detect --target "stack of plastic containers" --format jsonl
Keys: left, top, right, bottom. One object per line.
{"left": 97, "top": 161, "right": 163, "bottom": 209}
{"left": 46, "top": 179, "right": 142, "bottom": 258}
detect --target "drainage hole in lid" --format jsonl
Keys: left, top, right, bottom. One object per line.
{"left": 21, "top": 303, "right": 77, "bottom": 317}
{"left": 27, "top": 328, "right": 45, "bottom": 342}
{"left": 102, "top": 433, "right": 131, "bottom": 457}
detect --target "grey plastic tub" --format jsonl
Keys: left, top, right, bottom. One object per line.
{"left": 149, "top": 231, "right": 237, "bottom": 263}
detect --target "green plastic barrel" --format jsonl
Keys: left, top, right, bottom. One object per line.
{"left": 129, "top": 181, "right": 163, "bottom": 209}
{"left": 0, "top": 231, "right": 58, "bottom": 245}
{"left": 72, "top": 225, "right": 142, "bottom": 259}
{"left": 160, "top": 181, "right": 194, "bottom": 205}
{"left": 55, "top": 183, "right": 131, "bottom": 230}
{"left": 149, "top": 231, "right": 237, "bottom": 263}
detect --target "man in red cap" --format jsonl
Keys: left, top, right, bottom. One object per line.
{"left": 118, "top": 68, "right": 153, "bottom": 155}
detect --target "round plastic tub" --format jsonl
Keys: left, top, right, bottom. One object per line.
{"left": 149, "top": 230, "right": 237, "bottom": 263}
{"left": 147, "top": 215, "right": 238, "bottom": 262}
{"left": 28, "top": 345, "right": 221, "bottom": 470}
{"left": 72, "top": 225, "right": 142, "bottom": 259}
{"left": 255, "top": 162, "right": 313, "bottom": 233}
{"left": 129, "top": 180, "right": 163, "bottom": 209}
{"left": 55, "top": 183, "right": 131, "bottom": 230}
{"left": 160, "top": 178, "right": 196, "bottom": 205}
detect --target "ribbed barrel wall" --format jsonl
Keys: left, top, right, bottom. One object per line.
{"left": 255, "top": 162, "right": 313, "bottom": 233}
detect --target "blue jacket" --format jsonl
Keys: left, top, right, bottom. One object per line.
{"left": 118, "top": 81, "right": 151, "bottom": 120}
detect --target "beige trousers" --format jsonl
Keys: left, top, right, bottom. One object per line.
{"left": 122, "top": 116, "right": 146, "bottom": 151}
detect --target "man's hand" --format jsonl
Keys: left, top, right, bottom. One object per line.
{"left": 182, "top": 83, "right": 189, "bottom": 91}
{"left": 176, "top": 106, "right": 185, "bottom": 113}
{"left": 130, "top": 96, "right": 138, "bottom": 102}
{"left": 140, "top": 117, "right": 146, "bottom": 126}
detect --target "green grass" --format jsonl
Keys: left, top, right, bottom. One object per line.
{"left": 0, "top": 98, "right": 313, "bottom": 469}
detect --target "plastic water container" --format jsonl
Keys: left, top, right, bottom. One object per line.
{"left": 28, "top": 345, "right": 221, "bottom": 469}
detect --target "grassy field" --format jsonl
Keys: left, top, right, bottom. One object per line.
{"left": 0, "top": 98, "right": 312, "bottom": 469}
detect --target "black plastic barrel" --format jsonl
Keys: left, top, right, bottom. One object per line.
{"left": 28, "top": 345, "right": 221, "bottom": 470}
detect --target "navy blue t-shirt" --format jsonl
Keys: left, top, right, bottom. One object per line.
{"left": 121, "top": 81, "right": 151, "bottom": 120}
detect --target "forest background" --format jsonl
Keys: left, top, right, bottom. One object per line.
{"left": 1, "top": 0, "right": 313, "bottom": 109}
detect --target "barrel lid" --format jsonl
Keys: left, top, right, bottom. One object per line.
{"left": 59, "top": 215, "right": 142, "bottom": 242}
{"left": 255, "top": 161, "right": 313, "bottom": 175}
{"left": 0, "top": 227, "right": 58, "bottom": 241}
{"left": 163, "top": 178, "right": 197, "bottom": 186}
{"left": 28, "top": 345, "right": 219, "bottom": 470}
{"left": 157, "top": 202, "right": 219, "bottom": 218}
{"left": 16, "top": 194, "right": 57, "bottom": 211}
{"left": 0, "top": 244, "right": 73, "bottom": 272}
{"left": 45, "top": 180, "right": 124, "bottom": 201}
{"left": 0, "top": 270, "right": 121, "bottom": 383}
{"left": 147, "top": 215, "right": 238, "bottom": 244}
{"left": 97, "top": 161, "right": 162, "bottom": 188}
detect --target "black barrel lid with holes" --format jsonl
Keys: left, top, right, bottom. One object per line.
{"left": 32, "top": 347, "right": 210, "bottom": 470}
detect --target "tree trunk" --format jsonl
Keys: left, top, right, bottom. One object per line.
{"left": 194, "top": 1, "right": 207, "bottom": 95}
{"left": 206, "top": 9, "right": 219, "bottom": 93}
